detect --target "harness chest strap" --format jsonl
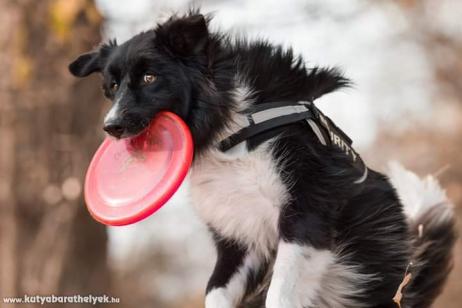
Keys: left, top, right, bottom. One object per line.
{"left": 218, "top": 101, "right": 368, "bottom": 184}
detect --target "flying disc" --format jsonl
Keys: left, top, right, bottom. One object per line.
{"left": 84, "top": 111, "right": 193, "bottom": 226}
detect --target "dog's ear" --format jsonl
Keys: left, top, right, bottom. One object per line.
{"left": 69, "top": 40, "right": 117, "bottom": 77}
{"left": 68, "top": 52, "right": 101, "bottom": 77}
{"left": 156, "top": 14, "right": 209, "bottom": 56}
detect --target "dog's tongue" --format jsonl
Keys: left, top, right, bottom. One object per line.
{"left": 84, "top": 111, "right": 193, "bottom": 226}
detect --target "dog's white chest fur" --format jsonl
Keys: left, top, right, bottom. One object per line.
{"left": 190, "top": 143, "right": 289, "bottom": 256}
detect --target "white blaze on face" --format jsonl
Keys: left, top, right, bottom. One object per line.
{"left": 104, "top": 100, "right": 122, "bottom": 124}
{"left": 104, "top": 88, "right": 126, "bottom": 124}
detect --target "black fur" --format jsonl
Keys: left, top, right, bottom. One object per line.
{"left": 69, "top": 11, "right": 455, "bottom": 308}
{"left": 206, "top": 229, "right": 248, "bottom": 294}
{"left": 404, "top": 205, "right": 457, "bottom": 307}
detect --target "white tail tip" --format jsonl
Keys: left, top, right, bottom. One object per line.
{"left": 386, "top": 161, "right": 452, "bottom": 221}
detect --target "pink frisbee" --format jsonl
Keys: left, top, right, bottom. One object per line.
{"left": 84, "top": 111, "right": 193, "bottom": 226}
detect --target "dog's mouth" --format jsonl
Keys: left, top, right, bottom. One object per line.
{"left": 118, "top": 128, "right": 147, "bottom": 140}
{"left": 104, "top": 118, "right": 151, "bottom": 140}
{"left": 104, "top": 107, "right": 182, "bottom": 140}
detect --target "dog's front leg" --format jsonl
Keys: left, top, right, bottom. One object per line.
{"left": 266, "top": 207, "right": 334, "bottom": 308}
{"left": 205, "top": 232, "right": 261, "bottom": 308}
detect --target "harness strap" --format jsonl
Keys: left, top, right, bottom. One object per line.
{"left": 219, "top": 107, "right": 314, "bottom": 151}
{"left": 218, "top": 101, "right": 368, "bottom": 184}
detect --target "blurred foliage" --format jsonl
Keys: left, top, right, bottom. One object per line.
{"left": 11, "top": 16, "right": 32, "bottom": 88}
{"left": 0, "top": 1, "right": 110, "bottom": 307}
{"left": 50, "top": 0, "right": 102, "bottom": 42}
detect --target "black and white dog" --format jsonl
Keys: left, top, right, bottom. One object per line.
{"left": 69, "top": 12, "right": 456, "bottom": 308}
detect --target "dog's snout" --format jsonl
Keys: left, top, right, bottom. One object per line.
{"left": 103, "top": 122, "right": 125, "bottom": 139}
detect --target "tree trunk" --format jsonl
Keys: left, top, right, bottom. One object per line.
{"left": 0, "top": 0, "right": 110, "bottom": 306}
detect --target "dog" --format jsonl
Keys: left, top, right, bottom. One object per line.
{"left": 69, "top": 12, "right": 456, "bottom": 308}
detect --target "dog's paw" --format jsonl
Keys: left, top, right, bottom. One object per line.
{"left": 205, "top": 289, "right": 235, "bottom": 308}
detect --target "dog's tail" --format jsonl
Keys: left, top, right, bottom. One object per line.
{"left": 387, "top": 162, "right": 457, "bottom": 308}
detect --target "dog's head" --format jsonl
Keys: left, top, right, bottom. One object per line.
{"left": 69, "top": 13, "right": 233, "bottom": 149}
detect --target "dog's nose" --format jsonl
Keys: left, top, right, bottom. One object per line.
{"left": 103, "top": 122, "right": 125, "bottom": 138}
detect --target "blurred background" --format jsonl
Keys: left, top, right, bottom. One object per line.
{"left": 0, "top": 0, "right": 461, "bottom": 307}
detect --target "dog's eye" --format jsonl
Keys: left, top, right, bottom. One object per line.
{"left": 143, "top": 74, "right": 157, "bottom": 84}
{"left": 110, "top": 81, "right": 119, "bottom": 91}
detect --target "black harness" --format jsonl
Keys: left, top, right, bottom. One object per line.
{"left": 218, "top": 101, "right": 368, "bottom": 184}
